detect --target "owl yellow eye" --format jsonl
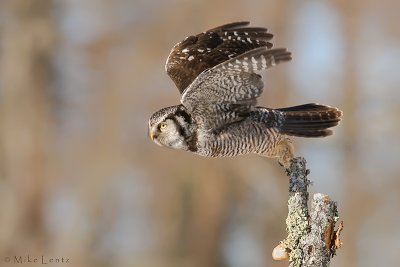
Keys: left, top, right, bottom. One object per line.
{"left": 159, "top": 122, "right": 167, "bottom": 130}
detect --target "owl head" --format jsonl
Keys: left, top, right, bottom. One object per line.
{"left": 148, "top": 105, "right": 192, "bottom": 151}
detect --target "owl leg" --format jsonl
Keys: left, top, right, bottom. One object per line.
{"left": 276, "top": 138, "right": 294, "bottom": 169}
{"left": 261, "top": 138, "right": 294, "bottom": 169}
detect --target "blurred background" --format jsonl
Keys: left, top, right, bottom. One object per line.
{"left": 0, "top": 0, "right": 399, "bottom": 266}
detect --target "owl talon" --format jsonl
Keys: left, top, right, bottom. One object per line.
{"left": 278, "top": 159, "right": 292, "bottom": 172}
{"left": 278, "top": 160, "right": 291, "bottom": 175}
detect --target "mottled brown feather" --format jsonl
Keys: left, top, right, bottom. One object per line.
{"left": 165, "top": 21, "right": 274, "bottom": 93}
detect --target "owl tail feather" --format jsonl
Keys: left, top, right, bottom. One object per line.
{"left": 275, "top": 103, "right": 343, "bottom": 137}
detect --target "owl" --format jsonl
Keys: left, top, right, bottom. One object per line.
{"left": 148, "top": 21, "right": 342, "bottom": 168}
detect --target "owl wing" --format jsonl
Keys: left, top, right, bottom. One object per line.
{"left": 165, "top": 21, "right": 273, "bottom": 93}
{"left": 180, "top": 47, "right": 292, "bottom": 130}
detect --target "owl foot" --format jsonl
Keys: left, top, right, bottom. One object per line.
{"left": 277, "top": 139, "right": 294, "bottom": 171}
{"left": 278, "top": 157, "right": 292, "bottom": 173}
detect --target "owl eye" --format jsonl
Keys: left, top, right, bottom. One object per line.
{"left": 159, "top": 122, "right": 167, "bottom": 130}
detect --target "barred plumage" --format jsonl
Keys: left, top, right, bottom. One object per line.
{"left": 148, "top": 22, "right": 343, "bottom": 168}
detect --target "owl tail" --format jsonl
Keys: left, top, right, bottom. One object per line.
{"left": 275, "top": 103, "right": 343, "bottom": 137}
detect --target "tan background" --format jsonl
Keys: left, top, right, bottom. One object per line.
{"left": 1, "top": 0, "right": 399, "bottom": 266}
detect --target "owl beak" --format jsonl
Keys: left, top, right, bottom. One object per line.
{"left": 149, "top": 128, "right": 157, "bottom": 141}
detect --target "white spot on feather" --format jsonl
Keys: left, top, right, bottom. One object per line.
{"left": 271, "top": 56, "right": 276, "bottom": 66}
{"left": 182, "top": 48, "right": 189, "bottom": 53}
{"left": 261, "top": 55, "right": 267, "bottom": 68}
{"left": 251, "top": 57, "right": 258, "bottom": 69}
{"left": 188, "top": 55, "right": 194, "bottom": 61}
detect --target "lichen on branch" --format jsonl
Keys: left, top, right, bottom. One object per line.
{"left": 272, "top": 157, "right": 343, "bottom": 267}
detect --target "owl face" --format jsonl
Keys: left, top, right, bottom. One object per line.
{"left": 148, "top": 105, "right": 191, "bottom": 151}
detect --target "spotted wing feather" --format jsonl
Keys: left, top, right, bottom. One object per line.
{"left": 166, "top": 21, "right": 274, "bottom": 93}
{"left": 181, "top": 47, "right": 292, "bottom": 129}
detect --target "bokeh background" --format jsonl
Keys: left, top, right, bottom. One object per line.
{"left": 1, "top": 0, "right": 399, "bottom": 266}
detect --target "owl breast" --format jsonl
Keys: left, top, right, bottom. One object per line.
{"left": 194, "top": 119, "right": 280, "bottom": 158}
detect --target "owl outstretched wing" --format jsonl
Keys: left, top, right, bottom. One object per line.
{"left": 165, "top": 21, "right": 273, "bottom": 93}
{"left": 180, "top": 47, "right": 292, "bottom": 130}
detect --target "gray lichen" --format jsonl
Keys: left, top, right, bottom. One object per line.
{"left": 281, "top": 158, "right": 311, "bottom": 266}
{"left": 301, "top": 194, "right": 338, "bottom": 267}
{"left": 278, "top": 157, "right": 342, "bottom": 267}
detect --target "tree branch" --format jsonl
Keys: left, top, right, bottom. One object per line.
{"left": 272, "top": 157, "right": 343, "bottom": 267}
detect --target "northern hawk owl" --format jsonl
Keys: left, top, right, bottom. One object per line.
{"left": 148, "top": 22, "right": 342, "bottom": 168}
